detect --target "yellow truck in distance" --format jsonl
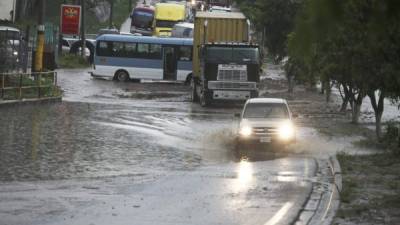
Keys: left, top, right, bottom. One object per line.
{"left": 153, "top": 3, "right": 186, "bottom": 37}
{"left": 191, "top": 12, "right": 261, "bottom": 106}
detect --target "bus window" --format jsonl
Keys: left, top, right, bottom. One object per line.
{"left": 125, "top": 42, "right": 137, "bottom": 57}
{"left": 149, "top": 44, "right": 162, "bottom": 59}
{"left": 97, "top": 41, "right": 112, "bottom": 56}
{"left": 179, "top": 46, "right": 192, "bottom": 61}
{"left": 112, "top": 42, "right": 125, "bottom": 57}
{"left": 136, "top": 43, "right": 149, "bottom": 58}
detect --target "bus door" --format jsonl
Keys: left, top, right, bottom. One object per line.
{"left": 162, "top": 46, "right": 178, "bottom": 80}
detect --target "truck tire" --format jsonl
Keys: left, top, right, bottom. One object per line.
{"left": 191, "top": 79, "right": 199, "bottom": 102}
{"left": 200, "top": 91, "right": 210, "bottom": 107}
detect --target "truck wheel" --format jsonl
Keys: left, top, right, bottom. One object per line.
{"left": 200, "top": 91, "right": 210, "bottom": 107}
{"left": 115, "top": 70, "right": 129, "bottom": 82}
{"left": 191, "top": 79, "right": 199, "bottom": 102}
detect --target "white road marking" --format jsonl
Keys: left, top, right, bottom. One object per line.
{"left": 263, "top": 202, "right": 294, "bottom": 225}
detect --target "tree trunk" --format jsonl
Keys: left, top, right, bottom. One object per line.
{"left": 288, "top": 75, "right": 294, "bottom": 93}
{"left": 351, "top": 94, "right": 364, "bottom": 124}
{"left": 340, "top": 96, "right": 349, "bottom": 112}
{"left": 351, "top": 101, "right": 361, "bottom": 124}
{"left": 368, "top": 90, "right": 385, "bottom": 141}
{"left": 339, "top": 84, "right": 350, "bottom": 112}
{"left": 325, "top": 79, "right": 331, "bottom": 102}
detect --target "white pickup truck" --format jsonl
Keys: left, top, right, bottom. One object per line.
{"left": 236, "top": 98, "right": 296, "bottom": 149}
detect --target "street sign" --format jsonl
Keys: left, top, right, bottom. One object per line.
{"left": 60, "top": 4, "right": 81, "bottom": 35}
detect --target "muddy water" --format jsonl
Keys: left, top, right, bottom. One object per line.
{"left": 0, "top": 100, "right": 241, "bottom": 181}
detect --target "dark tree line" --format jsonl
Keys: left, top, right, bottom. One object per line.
{"left": 236, "top": 0, "right": 400, "bottom": 140}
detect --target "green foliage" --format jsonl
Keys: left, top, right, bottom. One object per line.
{"left": 236, "top": 0, "right": 303, "bottom": 62}
{"left": 288, "top": 0, "right": 400, "bottom": 135}
{"left": 59, "top": 54, "right": 90, "bottom": 68}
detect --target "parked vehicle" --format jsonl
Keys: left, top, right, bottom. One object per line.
{"left": 92, "top": 34, "right": 193, "bottom": 82}
{"left": 130, "top": 5, "right": 155, "bottom": 36}
{"left": 153, "top": 3, "right": 186, "bottom": 37}
{"left": 0, "top": 26, "right": 21, "bottom": 72}
{"left": 236, "top": 98, "right": 296, "bottom": 148}
{"left": 191, "top": 12, "right": 261, "bottom": 106}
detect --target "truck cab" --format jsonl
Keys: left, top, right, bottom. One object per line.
{"left": 153, "top": 3, "right": 186, "bottom": 37}
{"left": 194, "top": 43, "right": 260, "bottom": 106}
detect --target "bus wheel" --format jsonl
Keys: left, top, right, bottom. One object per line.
{"left": 191, "top": 79, "right": 199, "bottom": 102}
{"left": 115, "top": 70, "right": 129, "bottom": 82}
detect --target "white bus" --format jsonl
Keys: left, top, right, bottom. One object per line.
{"left": 92, "top": 34, "right": 193, "bottom": 82}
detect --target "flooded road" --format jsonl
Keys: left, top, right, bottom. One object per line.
{"left": 0, "top": 69, "right": 243, "bottom": 181}
{"left": 0, "top": 69, "right": 331, "bottom": 225}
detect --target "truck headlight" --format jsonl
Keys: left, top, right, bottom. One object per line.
{"left": 278, "top": 121, "right": 295, "bottom": 140}
{"left": 239, "top": 126, "right": 252, "bottom": 137}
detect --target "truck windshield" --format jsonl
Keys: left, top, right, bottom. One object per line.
{"left": 206, "top": 47, "right": 259, "bottom": 63}
{"left": 243, "top": 103, "right": 289, "bottom": 119}
{"left": 156, "top": 20, "right": 178, "bottom": 28}
{"left": 131, "top": 10, "right": 154, "bottom": 28}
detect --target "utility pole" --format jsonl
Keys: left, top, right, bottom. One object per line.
{"left": 129, "top": 0, "right": 132, "bottom": 14}
{"left": 109, "top": 0, "right": 114, "bottom": 29}
{"left": 34, "top": 0, "right": 45, "bottom": 72}
{"left": 80, "top": 0, "right": 85, "bottom": 58}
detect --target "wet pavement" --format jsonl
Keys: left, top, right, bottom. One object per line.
{"left": 0, "top": 69, "right": 337, "bottom": 225}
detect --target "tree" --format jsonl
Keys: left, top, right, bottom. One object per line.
{"left": 288, "top": 0, "right": 400, "bottom": 139}
{"left": 236, "top": 0, "right": 303, "bottom": 63}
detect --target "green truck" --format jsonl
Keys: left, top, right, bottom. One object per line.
{"left": 191, "top": 12, "right": 261, "bottom": 106}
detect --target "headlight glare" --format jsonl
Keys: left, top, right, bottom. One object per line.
{"left": 278, "top": 121, "right": 295, "bottom": 140}
{"left": 239, "top": 126, "right": 252, "bottom": 137}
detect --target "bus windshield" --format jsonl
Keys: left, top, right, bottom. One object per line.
{"left": 131, "top": 10, "right": 154, "bottom": 28}
{"left": 205, "top": 47, "right": 259, "bottom": 64}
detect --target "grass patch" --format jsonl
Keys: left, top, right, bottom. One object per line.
{"left": 334, "top": 152, "right": 400, "bottom": 224}
{"left": 1, "top": 73, "right": 61, "bottom": 100}
{"left": 59, "top": 54, "right": 90, "bottom": 69}
{"left": 319, "top": 122, "right": 373, "bottom": 138}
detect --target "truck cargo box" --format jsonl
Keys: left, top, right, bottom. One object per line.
{"left": 192, "top": 12, "right": 249, "bottom": 78}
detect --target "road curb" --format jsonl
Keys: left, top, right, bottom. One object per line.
{"left": 294, "top": 157, "right": 342, "bottom": 225}
{"left": 0, "top": 97, "right": 62, "bottom": 107}
{"left": 329, "top": 155, "right": 342, "bottom": 193}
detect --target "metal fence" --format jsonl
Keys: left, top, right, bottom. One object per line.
{"left": 0, "top": 71, "right": 60, "bottom": 101}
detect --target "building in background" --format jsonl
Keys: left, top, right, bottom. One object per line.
{"left": 0, "top": 0, "right": 16, "bottom": 22}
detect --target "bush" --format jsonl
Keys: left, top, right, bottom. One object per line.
{"left": 58, "top": 54, "right": 90, "bottom": 69}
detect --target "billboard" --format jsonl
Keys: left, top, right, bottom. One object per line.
{"left": 60, "top": 4, "right": 81, "bottom": 35}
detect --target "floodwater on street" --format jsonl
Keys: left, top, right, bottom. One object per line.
{"left": 0, "top": 69, "right": 341, "bottom": 225}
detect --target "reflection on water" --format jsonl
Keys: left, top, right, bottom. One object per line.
{"left": 231, "top": 158, "right": 254, "bottom": 193}
{"left": 0, "top": 102, "right": 238, "bottom": 182}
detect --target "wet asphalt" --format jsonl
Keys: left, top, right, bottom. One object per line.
{"left": 0, "top": 69, "right": 318, "bottom": 225}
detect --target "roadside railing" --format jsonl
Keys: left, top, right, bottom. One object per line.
{"left": 0, "top": 71, "right": 61, "bottom": 101}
